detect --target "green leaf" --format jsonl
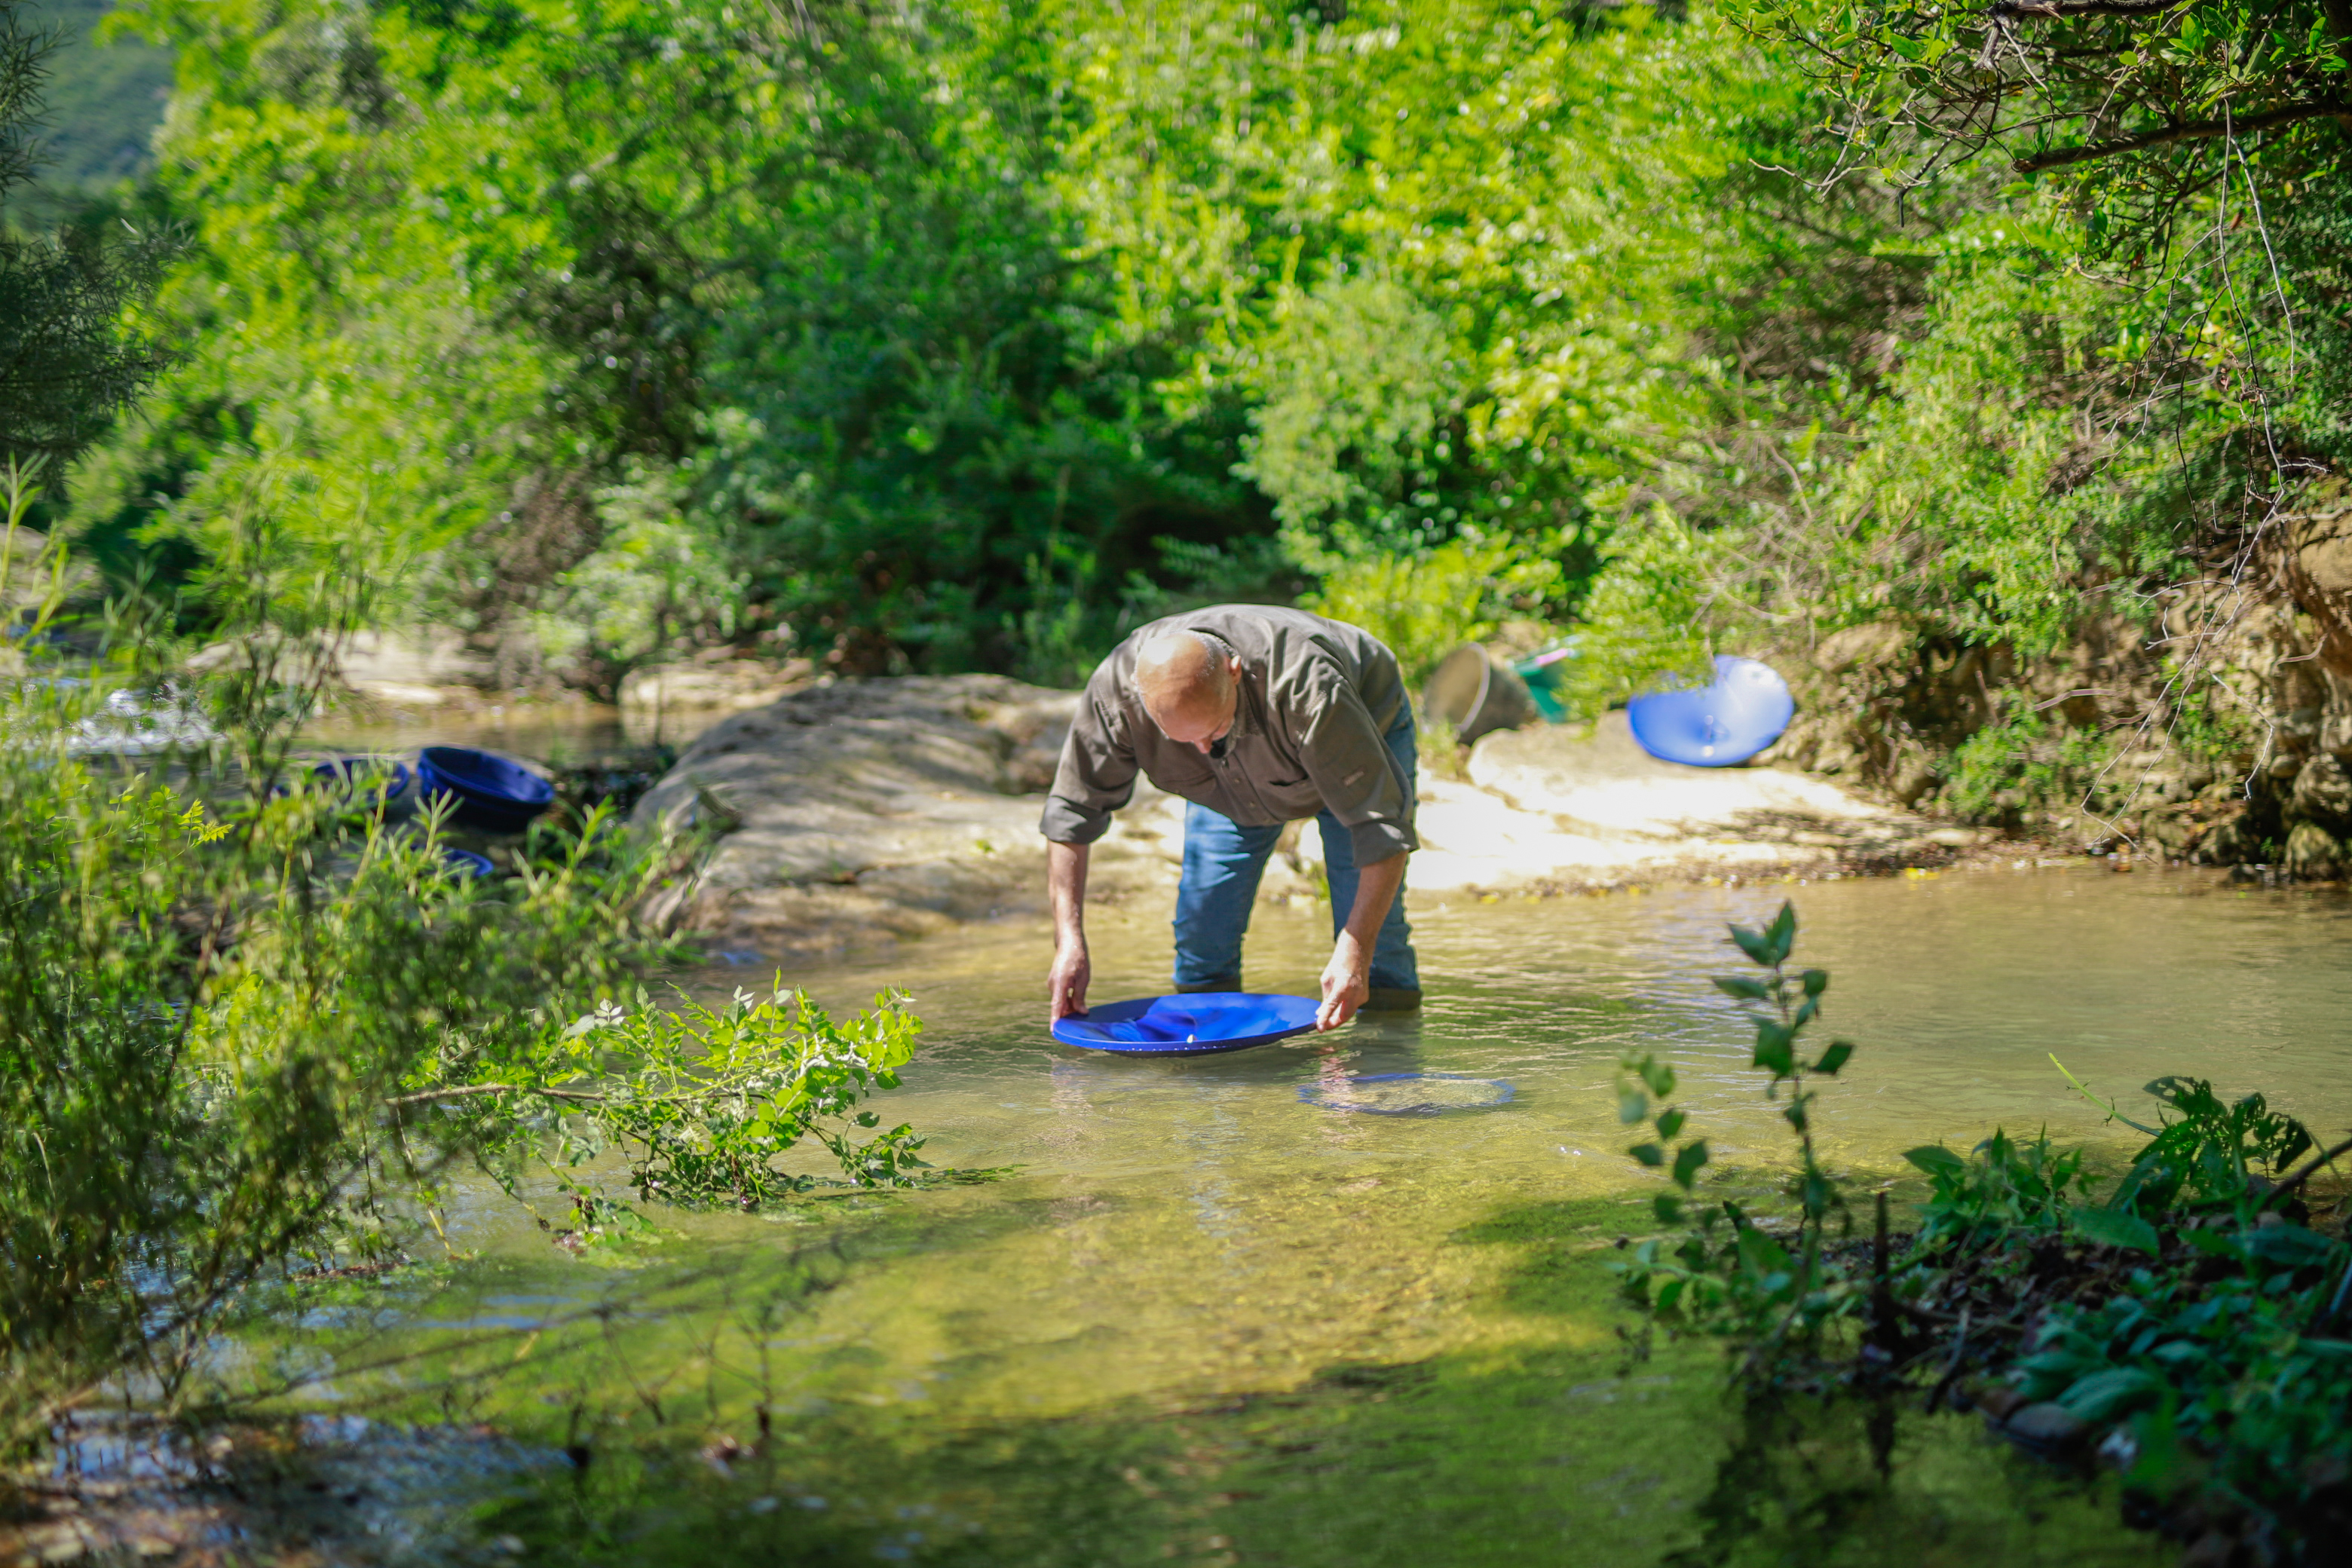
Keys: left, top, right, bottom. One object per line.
{"left": 1672, "top": 1139, "right": 1710, "bottom": 1190}
{"left": 1799, "top": 969, "right": 1829, "bottom": 997}
{"left": 1904, "top": 1145, "right": 1965, "bottom": 1175}
{"left": 1752, "top": 1020, "right": 1795, "bottom": 1075}
{"left": 1619, "top": 1089, "right": 1649, "bottom": 1125}
{"left": 2058, "top": 1367, "right": 2163, "bottom": 1422}
{"left": 1811, "top": 1040, "right": 1854, "bottom": 1076}
{"left": 1652, "top": 1193, "right": 1685, "bottom": 1224}
{"left": 1639, "top": 1057, "right": 1676, "bottom": 1098}
{"left": 1656, "top": 1107, "right": 1686, "bottom": 1141}
{"left": 1712, "top": 975, "right": 1771, "bottom": 1000}
{"left": 1762, "top": 902, "right": 1796, "bottom": 966}
{"left": 2181, "top": 1227, "right": 2243, "bottom": 1259}
{"left": 2073, "top": 1207, "right": 2161, "bottom": 1255}
{"left": 2244, "top": 1223, "right": 2341, "bottom": 1267}
{"left": 1737, "top": 1224, "right": 1793, "bottom": 1274}
{"left": 1629, "top": 1142, "right": 1666, "bottom": 1168}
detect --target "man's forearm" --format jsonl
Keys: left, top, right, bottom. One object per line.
{"left": 1341, "top": 851, "right": 1407, "bottom": 949}
{"left": 1049, "top": 840, "right": 1090, "bottom": 943}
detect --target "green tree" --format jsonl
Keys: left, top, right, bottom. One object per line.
{"left": 0, "top": 0, "right": 173, "bottom": 469}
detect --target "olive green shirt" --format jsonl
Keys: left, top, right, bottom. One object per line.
{"left": 1040, "top": 605, "right": 1416, "bottom": 865}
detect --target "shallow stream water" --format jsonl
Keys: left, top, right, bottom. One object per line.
{"left": 258, "top": 862, "right": 2352, "bottom": 1566}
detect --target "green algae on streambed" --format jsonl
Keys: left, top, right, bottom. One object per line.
{"left": 247, "top": 868, "right": 2352, "bottom": 1564}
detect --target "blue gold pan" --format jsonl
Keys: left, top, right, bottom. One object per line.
{"left": 1051, "top": 993, "right": 1320, "bottom": 1055}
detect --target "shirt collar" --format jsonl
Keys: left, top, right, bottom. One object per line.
{"left": 1193, "top": 629, "right": 1254, "bottom": 755}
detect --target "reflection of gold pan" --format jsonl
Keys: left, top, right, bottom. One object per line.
{"left": 1300, "top": 1073, "right": 1516, "bottom": 1116}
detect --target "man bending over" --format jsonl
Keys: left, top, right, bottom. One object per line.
{"left": 1040, "top": 605, "right": 1420, "bottom": 1032}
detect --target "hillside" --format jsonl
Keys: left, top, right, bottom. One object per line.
{"left": 19, "top": 0, "right": 169, "bottom": 193}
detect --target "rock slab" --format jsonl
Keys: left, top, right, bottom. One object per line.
{"left": 632, "top": 675, "right": 1210, "bottom": 957}
{"left": 635, "top": 684, "right": 1944, "bottom": 958}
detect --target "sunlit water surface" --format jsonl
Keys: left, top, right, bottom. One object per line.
{"left": 289, "top": 864, "right": 2352, "bottom": 1565}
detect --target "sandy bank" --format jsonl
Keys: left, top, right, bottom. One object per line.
{"left": 633, "top": 675, "right": 1977, "bottom": 958}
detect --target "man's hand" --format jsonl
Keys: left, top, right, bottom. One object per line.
{"left": 1046, "top": 840, "right": 1094, "bottom": 1024}
{"left": 1049, "top": 938, "right": 1092, "bottom": 1022}
{"left": 1316, "top": 848, "right": 1404, "bottom": 1031}
{"left": 1316, "top": 930, "right": 1370, "bottom": 1031}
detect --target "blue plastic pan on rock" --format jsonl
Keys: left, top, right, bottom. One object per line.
{"left": 1052, "top": 993, "right": 1320, "bottom": 1055}
{"left": 1626, "top": 656, "right": 1794, "bottom": 767}
{"left": 308, "top": 757, "right": 414, "bottom": 814}
{"left": 416, "top": 746, "right": 556, "bottom": 833}
{"left": 439, "top": 847, "right": 496, "bottom": 880}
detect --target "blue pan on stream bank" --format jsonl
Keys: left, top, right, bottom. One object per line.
{"left": 416, "top": 746, "right": 555, "bottom": 834}
{"left": 439, "top": 847, "right": 496, "bottom": 880}
{"left": 309, "top": 757, "right": 414, "bottom": 815}
{"left": 1052, "top": 993, "right": 1319, "bottom": 1055}
{"left": 1626, "top": 655, "right": 1795, "bottom": 767}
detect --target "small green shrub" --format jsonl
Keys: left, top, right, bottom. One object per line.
{"left": 1552, "top": 511, "right": 1729, "bottom": 719}
{"left": 1901, "top": 1129, "right": 2087, "bottom": 1257}
{"left": 1937, "top": 706, "right": 2115, "bottom": 825}
{"left": 1613, "top": 902, "right": 1867, "bottom": 1361}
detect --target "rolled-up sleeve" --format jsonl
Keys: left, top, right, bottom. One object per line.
{"left": 1296, "top": 672, "right": 1416, "bottom": 865}
{"left": 1040, "top": 682, "right": 1138, "bottom": 845}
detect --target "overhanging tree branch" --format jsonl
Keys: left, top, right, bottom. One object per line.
{"left": 1988, "top": 0, "right": 2189, "bottom": 17}
{"left": 2014, "top": 99, "right": 2352, "bottom": 169}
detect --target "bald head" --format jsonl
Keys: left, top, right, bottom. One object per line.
{"left": 1135, "top": 630, "right": 1241, "bottom": 753}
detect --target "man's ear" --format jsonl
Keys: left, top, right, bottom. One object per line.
{"left": 1226, "top": 656, "right": 1244, "bottom": 681}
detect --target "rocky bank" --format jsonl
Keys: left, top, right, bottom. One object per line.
{"left": 631, "top": 675, "right": 1981, "bottom": 960}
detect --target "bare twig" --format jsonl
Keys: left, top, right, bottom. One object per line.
{"left": 2271, "top": 1132, "right": 2352, "bottom": 1199}
{"left": 1989, "top": 0, "right": 2191, "bottom": 18}
{"left": 386, "top": 1083, "right": 608, "bottom": 1107}
{"left": 2016, "top": 101, "right": 2351, "bottom": 171}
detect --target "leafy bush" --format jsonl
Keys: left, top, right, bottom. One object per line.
{"left": 439, "top": 982, "right": 933, "bottom": 1237}
{"left": 1299, "top": 533, "right": 1568, "bottom": 684}
{"left": 1901, "top": 1129, "right": 2087, "bottom": 1257}
{"left": 1935, "top": 705, "right": 2117, "bottom": 826}
{"left": 523, "top": 463, "right": 740, "bottom": 693}
{"left": 1553, "top": 510, "right": 1737, "bottom": 717}
{"left": 0, "top": 466, "right": 937, "bottom": 1446}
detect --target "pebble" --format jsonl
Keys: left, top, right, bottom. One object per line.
{"left": 1960, "top": 1378, "right": 2026, "bottom": 1419}
{"left": 2002, "top": 1403, "right": 2087, "bottom": 1447}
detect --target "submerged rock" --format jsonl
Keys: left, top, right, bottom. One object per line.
{"left": 619, "top": 655, "right": 813, "bottom": 724}
{"left": 2001, "top": 1402, "right": 2089, "bottom": 1448}
{"left": 332, "top": 629, "right": 497, "bottom": 708}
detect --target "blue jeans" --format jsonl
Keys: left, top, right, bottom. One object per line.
{"left": 1171, "top": 713, "right": 1419, "bottom": 994}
